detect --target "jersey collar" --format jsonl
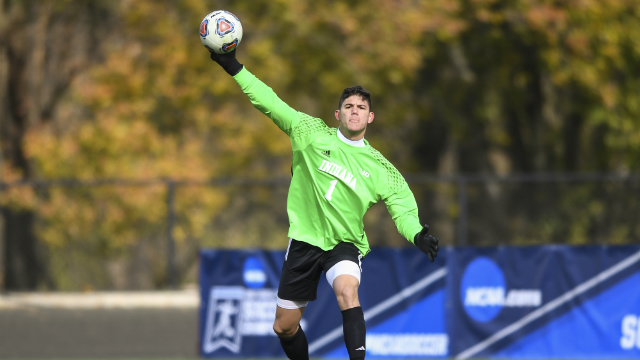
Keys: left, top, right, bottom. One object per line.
{"left": 337, "top": 128, "right": 366, "bottom": 147}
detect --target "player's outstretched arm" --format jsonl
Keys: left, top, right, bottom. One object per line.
{"left": 209, "top": 49, "right": 300, "bottom": 136}
{"left": 414, "top": 224, "right": 439, "bottom": 262}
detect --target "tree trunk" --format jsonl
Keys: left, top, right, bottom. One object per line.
{"left": 2, "top": 208, "right": 41, "bottom": 289}
{"left": 0, "top": 0, "right": 112, "bottom": 290}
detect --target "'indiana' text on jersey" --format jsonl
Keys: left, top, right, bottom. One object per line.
{"left": 233, "top": 67, "right": 423, "bottom": 257}
{"left": 318, "top": 160, "right": 357, "bottom": 190}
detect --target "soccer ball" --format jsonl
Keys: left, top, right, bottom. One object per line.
{"left": 199, "top": 10, "right": 243, "bottom": 54}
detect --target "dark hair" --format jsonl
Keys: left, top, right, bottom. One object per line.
{"left": 338, "top": 85, "right": 372, "bottom": 111}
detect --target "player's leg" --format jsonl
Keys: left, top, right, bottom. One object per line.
{"left": 325, "top": 244, "right": 366, "bottom": 360}
{"left": 274, "top": 301, "right": 306, "bottom": 337}
{"left": 332, "top": 273, "right": 361, "bottom": 309}
{"left": 274, "top": 299, "right": 309, "bottom": 360}
{"left": 274, "top": 239, "right": 325, "bottom": 360}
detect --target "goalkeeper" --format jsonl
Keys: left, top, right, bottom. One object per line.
{"left": 209, "top": 49, "right": 439, "bottom": 360}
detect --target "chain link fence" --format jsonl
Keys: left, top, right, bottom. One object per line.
{"left": 1, "top": 172, "right": 639, "bottom": 291}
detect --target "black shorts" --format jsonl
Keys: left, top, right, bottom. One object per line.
{"left": 277, "top": 239, "right": 362, "bottom": 302}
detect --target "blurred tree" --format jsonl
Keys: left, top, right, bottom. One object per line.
{"left": 0, "top": 0, "right": 116, "bottom": 289}
{"left": 407, "top": 0, "right": 640, "bottom": 245}
{"left": 411, "top": 0, "right": 640, "bottom": 174}
{"left": 1, "top": 0, "right": 639, "bottom": 290}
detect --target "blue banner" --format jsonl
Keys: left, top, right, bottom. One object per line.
{"left": 199, "top": 249, "right": 285, "bottom": 357}
{"left": 200, "top": 245, "right": 640, "bottom": 358}
{"left": 448, "top": 245, "right": 640, "bottom": 359}
{"left": 199, "top": 247, "right": 447, "bottom": 358}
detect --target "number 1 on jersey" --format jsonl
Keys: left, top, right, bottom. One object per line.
{"left": 325, "top": 180, "right": 338, "bottom": 201}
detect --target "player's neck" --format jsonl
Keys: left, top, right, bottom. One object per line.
{"left": 337, "top": 127, "right": 366, "bottom": 147}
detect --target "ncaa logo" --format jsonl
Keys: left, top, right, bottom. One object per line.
{"left": 243, "top": 256, "right": 267, "bottom": 289}
{"left": 203, "top": 287, "right": 244, "bottom": 354}
{"left": 461, "top": 257, "right": 542, "bottom": 323}
{"left": 461, "top": 257, "right": 505, "bottom": 322}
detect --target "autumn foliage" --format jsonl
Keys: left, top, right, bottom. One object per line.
{"left": 1, "top": 0, "right": 639, "bottom": 289}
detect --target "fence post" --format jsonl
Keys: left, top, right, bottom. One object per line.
{"left": 166, "top": 180, "right": 177, "bottom": 289}
{"left": 0, "top": 182, "right": 4, "bottom": 291}
{"left": 457, "top": 177, "right": 468, "bottom": 246}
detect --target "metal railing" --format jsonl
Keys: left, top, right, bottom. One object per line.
{"left": 1, "top": 171, "right": 639, "bottom": 290}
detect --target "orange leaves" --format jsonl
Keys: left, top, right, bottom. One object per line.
{"left": 5, "top": 0, "right": 640, "bottom": 258}
{"left": 523, "top": 2, "right": 568, "bottom": 34}
{"left": 25, "top": 115, "right": 218, "bottom": 181}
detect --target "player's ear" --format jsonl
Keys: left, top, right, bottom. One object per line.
{"left": 367, "top": 112, "right": 374, "bottom": 124}
{"left": 335, "top": 109, "right": 340, "bottom": 122}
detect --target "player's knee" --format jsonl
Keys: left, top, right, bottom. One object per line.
{"left": 273, "top": 320, "right": 298, "bottom": 338}
{"left": 339, "top": 285, "right": 357, "bottom": 299}
{"left": 336, "top": 285, "right": 359, "bottom": 306}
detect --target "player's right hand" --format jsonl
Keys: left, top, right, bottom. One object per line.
{"left": 209, "top": 49, "right": 243, "bottom": 76}
{"left": 414, "top": 225, "right": 439, "bottom": 262}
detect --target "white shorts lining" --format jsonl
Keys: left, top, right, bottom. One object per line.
{"left": 277, "top": 296, "right": 309, "bottom": 309}
{"left": 325, "top": 260, "right": 361, "bottom": 288}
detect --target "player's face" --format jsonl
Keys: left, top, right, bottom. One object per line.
{"left": 335, "top": 95, "right": 374, "bottom": 140}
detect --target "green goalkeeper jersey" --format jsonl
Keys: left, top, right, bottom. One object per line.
{"left": 233, "top": 67, "right": 423, "bottom": 257}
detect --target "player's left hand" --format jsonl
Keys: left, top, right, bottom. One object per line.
{"left": 209, "top": 49, "right": 243, "bottom": 76}
{"left": 414, "top": 225, "right": 439, "bottom": 262}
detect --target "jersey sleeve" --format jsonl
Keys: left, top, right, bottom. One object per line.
{"left": 369, "top": 148, "right": 424, "bottom": 243}
{"left": 233, "top": 67, "right": 330, "bottom": 145}
{"left": 233, "top": 67, "right": 300, "bottom": 135}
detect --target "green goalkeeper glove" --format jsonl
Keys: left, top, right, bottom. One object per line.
{"left": 209, "top": 49, "right": 243, "bottom": 76}
{"left": 414, "top": 225, "right": 439, "bottom": 262}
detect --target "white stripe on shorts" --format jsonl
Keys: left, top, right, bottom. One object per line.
{"left": 325, "top": 260, "right": 361, "bottom": 288}
{"left": 285, "top": 238, "right": 292, "bottom": 261}
{"left": 277, "top": 296, "right": 309, "bottom": 309}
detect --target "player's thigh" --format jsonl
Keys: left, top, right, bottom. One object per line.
{"left": 331, "top": 269, "right": 361, "bottom": 310}
{"left": 323, "top": 242, "right": 362, "bottom": 310}
{"left": 323, "top": 242, "right": 362, "bottom": 289}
